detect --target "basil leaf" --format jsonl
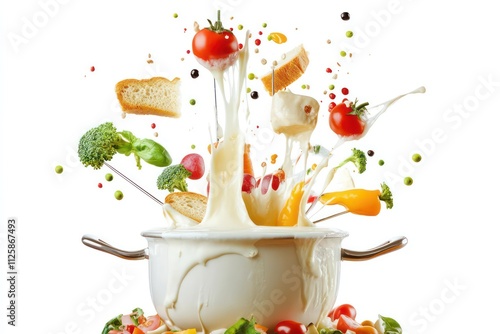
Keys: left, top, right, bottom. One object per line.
{"left": 132, "top": 138, "right": 172, "bottom": 167}
{"left": 379, "top": 315, "right": 403, "bottom": 334}
{"left": 119, "top": 130, "right": 137, "bottom": 143}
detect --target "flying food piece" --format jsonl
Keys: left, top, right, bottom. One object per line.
{"left": 115, "top": 76, "right": 181, "bottom": 117}
{"left": 164, "top": 192, "right": 207, "bottom": 223}
{"left": 270, "top": 90, "right": 319, "bottom": 136}
{"left": 261, "top": 44, "right": 309, "bottom": 95}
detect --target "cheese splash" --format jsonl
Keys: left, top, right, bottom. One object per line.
{"left": 198, "top": 32, "right": 255, "bottom": 229}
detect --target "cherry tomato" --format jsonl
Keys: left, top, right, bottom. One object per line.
{"left": 307, "top": 194, "right": 318, "bottom": 203}
{"left": 192, "top": 11, "right": 238, "bottom": 70}
{"left": 181, "top": 153, "right": 205, "bottom": 180}
{"left": 257, "top": 173, "right": 280, "bottom": 194}
{"left": 241, "top": 173, "right": 256, "bottom": 193}
{"left": 336, "top": 315, "right": 361, "bottom": 333}
{"left": 328, "top": 303, "right": 357, "bottom": 321}
{"left": 329, "top": 100, "right": 369, "bottom": 137}
{"left": 274, "top": 320, "right": 307, "bottom": 334}
{"left": 125, "top": 325, "right": 144, "bottom": 334}
{"left": 138, "top": 315, "right": 161, "bottom": 332}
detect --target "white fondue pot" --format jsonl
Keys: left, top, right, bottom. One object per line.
{"left": 82, "top": 227, "right": 406, "bottom": 332}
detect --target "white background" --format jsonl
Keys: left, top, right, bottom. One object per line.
{"left": 1, "top": 0, "right": 499, "bottom": 333}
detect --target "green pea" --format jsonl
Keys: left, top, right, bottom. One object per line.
{"left": 329, "top": 84, "right": 335, "bottom": 90}
{"left": 55, "top": 165, "right": 63, "bottom": 174}
{"left": 340, "top": 50, "right": 347, "bottom": 57}
{"left": 346, "top": 30, "right": 354, "bottom": 38}
{"left": 246, "top": 87, "right": 251, "bottom": 93}
{"left": 189, "top": 99, "right": 196, "bottom": 105}
{"left": 378, "top": 160, "right": 385, "bottom": 166}
{"left": 404, "top": 177, "right": 413, "bottom": 186}
{"left": 105, "top": 173, "right": 113, "bottom": 182}
{"left": 412, "top": 153, "right": 422, "bottom": 163}
{"left": 237, "top": 24, "right": 243, "bottom": 30}
{"left": 191, "top": 144, "right": 196, "bottom": 149}
{"left": 114, "top": 190, "right": 124, "bottom": 200}
{"left": 173, "top": 13, "right": 178, "bottom": 18}
{"left": 248, "top": 73, "right": 255, "bottom": 80}
{"left": 262, "top": 23, "right": 267, "bottom": 28}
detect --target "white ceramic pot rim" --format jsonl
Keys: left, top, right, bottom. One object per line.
{"left": 140, "top": 226, "right": 349, "bottom": 240}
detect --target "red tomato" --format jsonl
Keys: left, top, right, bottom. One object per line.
{"left": 125, "top": 325, "right": 145, "bottom": 334}
{"left": 138, "top": 315, "right": 161, "bottom": 332}
{"left": 328, "top": 303, "right": 357, "bottom": 321}
{"left": 274, "top": 320, "right": 307, "bottom": 334}
{"left": 328, "top": 100, "right": 369, "bottom": 137}
{"left": 336, "top": 315, "right": 361, "bottom": 333}
{"left": 181, "top": 153, "right": 205, "bottom": 180}
{"left": 242, "top": 173, "right": 256, "bottom": 193}
{"left": 256, "top": 173, "right": 280, "bottom": 194}
{"left": 192, "top": 11, "right": 238, "bottom": 70}
{"left": 307, "top": 194, "right": 318, "bottom": 203}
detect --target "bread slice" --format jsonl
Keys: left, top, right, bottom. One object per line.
{"left": 164, "top": 192, "right": 207, "bottom": 223}
{"left": 115, "top": 76, "right": 181, "bottom": 117}
{"left": 261, "top": 45, "right": 309, "bottom": 95}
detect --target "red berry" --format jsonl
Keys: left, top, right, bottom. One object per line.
{"left": 328, "top": 101, "right": 337, "bottom": 112}
{"left": 151, "top": 123, "right": 156, "bottom": 129}
{"left": 326, "top": 67, "right": 332, "bottom": 73}
{"left": 341, "top": 87, "right": 349, "bottom": 95}
{"left": 97, "top": 183, "right": 103, "bottom": 188}
{"left": 255, "top": 39, "right": 261, "bottom": 46}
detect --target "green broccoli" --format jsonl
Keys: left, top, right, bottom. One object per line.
{"left": 157, "top": 164, "right": 192, "bottom": 192}
{"left": 379, "top": 182, "right": 394, "bottom": 209}
{"left": 335, "top": 148, "right": 367, "bottom": 173}
{"left": 78, "top": 122, "right": 172, "bottom": 170}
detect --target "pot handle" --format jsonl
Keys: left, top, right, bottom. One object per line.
{"left": 81, "top": 234, "right": 148, "bottom": 260}
{"left": 341, "top": 236, "right": 407, "bottom": 261}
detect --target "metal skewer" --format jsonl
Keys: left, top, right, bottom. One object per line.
{"left": 213, "top": 78, "right": 220, "bottom": 142}
{"left": 103, "top": 162, "right": 163, "bottom": 206}
{"left": 311, "top": 210, "right": 349, "bottom": 224}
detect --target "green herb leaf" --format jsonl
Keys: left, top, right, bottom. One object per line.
{"left": 132, "top": 138, "right": 172, "bottom": 167}
{"left": 101, "top": 314, "right": 122, "bottom": 334}
{"left": 224, "top": 317, "right": 259, "bottom": 334}
{"left": 131, "top": 307, "right": 144, "bottom": 326}
{"left": 319, "top": 328, "right": 343, "bottom": 334}
{"left": 379, "top": 315, "right": 403, "bottom": 334}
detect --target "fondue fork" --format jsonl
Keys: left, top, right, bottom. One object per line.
{"left": 311, "top": 209, "right": 349, "bottom": 224}
{"left": 104, "top": 162, "right": 163, "bottom": 206}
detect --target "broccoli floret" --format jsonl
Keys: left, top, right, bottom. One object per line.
{"left": 78, "top": 122, "right": 130, "bottom": 169}
{"left": 78, "top": 122, "right": 171, "bottom": 170}
{"left": 379, "top": 182, "right": 394, "bottom": 209}
{"left": 336, "top": 148, "right": 367, "bottom": 174}
{"left": 157, "top": 164, "right": 192, "bottom": 192}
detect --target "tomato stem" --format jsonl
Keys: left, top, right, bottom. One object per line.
{"left": 347, "top": 99, "right": 369, "bottom": 118}
{"left": 207, "top": 10, "right": 231, "bottom": 34}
